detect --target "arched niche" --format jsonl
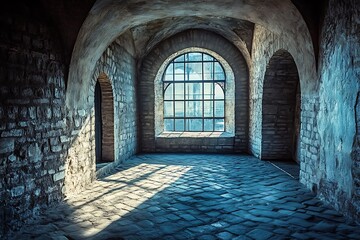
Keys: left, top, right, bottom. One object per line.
{"left": 261, "top": 50, "right": 301, "bottom": 163}
{"left": 94, "top": 73, "right": 115, "bottom": 164}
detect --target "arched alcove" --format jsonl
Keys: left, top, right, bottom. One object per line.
{"left": 94, "top": 73, "right": 115, "bottom": 164}
{"left": 139, "top": 29, "right": 249, "bottom": 153}
{"left": 261, "top": 50, "right": 301, "bottom": 163}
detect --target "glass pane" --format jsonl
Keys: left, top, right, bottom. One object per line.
{"left": 175, "top": 101, "right": 184, "bottom": 117}
{"left": 186, "top": 63, "right": 202, "bottom": 80}
{"left": 214, "top": 83, "right": 224, "bottom": 99}
{"left": 189, "top": 119, "right": 202, "bottom": 131}
{"left": 174, "top": 83, "right": 184, "bottom": 100}
{"left": 204, "top": 119, "right": 214, "bottom": 131}
{"left": 164, "top": 101, "right": 173, "bottom": 117}
{"left": 164, "top": 64, "right": 174, "bottom": 81}
{"left": 203, "top": 54, "right": 213, "bottom": 61}
{"left": 204, "top": 62, "right": 213, "bottom": 80}
{"left": 215, "top": 119, "right": 224, "bottom": 131}
{"left": 186, "top": 101, "right": 202, "bottom": 117}
{"left": 215, "top": 72, "right": 225, "bottom": 80}
{"left": 174, "top": 55, "right": 185, "bottom": 62}
{"left": 204, "top": 101, "right": 213, "bottom": 117}
{"left": 214, "top": 101, "right": 224, "bottom": 117}
{"left": 165, "top": 63, "right": 173, "bottom": 75}
{"left": 174, "top": 63, "right": 184, "bottom": 81}
{"left": 186, "top": 83, "right": 202, "bottom": 100}
{"left": 175, "top": 119, "right": 184, "bottom": 131}
{"left": 204, "top": 83, "right": 214, "bottom": 99}
{"left": 188, "top": 52, "right": 202, "bottom": 61}
{"left": 164, "top": 84, "right": 173, "bottom": 100}
{"left": 214, "top": 62, "right": 225, "bottom": 80}
{"left": 164, "top": 119, "right": 174, "bottom": 131}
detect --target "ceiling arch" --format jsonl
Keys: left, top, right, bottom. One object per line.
{"left": 66, "top": 0, "right": 315, "bottom": 109}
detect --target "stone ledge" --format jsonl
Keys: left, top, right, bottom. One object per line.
{"left": 156, "top": 131, "right": 234, "bottom": 138}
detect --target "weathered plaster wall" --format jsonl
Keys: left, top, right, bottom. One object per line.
{"left": 315, "top": 0, "right": 360, "bottom": 223}
{"left": 0, "top": 8, "right": 67, "bottom": 236}
{"left": 139, "top": 30, "right": 249, "bottom": 153}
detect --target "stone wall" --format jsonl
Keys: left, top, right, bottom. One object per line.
{"left": 261, "top": 50, "right": 300, "bottom": 160}
{"left": 314, "top": 0, "right": 360, "bottom": 223}
{"left": 139, "top": 29, "right": 249, "bottom": 153}
{"left": 65, "top": 32, "right": 138, "bottom": 189}
{"left": 0, "top": 6, "right": 67, "bottom": 236}
{"left": 0, "top": 9, "right": 138, "bottom": 237}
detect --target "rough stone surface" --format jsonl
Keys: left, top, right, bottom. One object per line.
{"left": 9, "top": 154, "right": 360, "bottom": 240}
{"left": 0, "top": 6, "right": 67, "bottom": 237}
{"left": 0, "top": 8, "right": 138, "bottom": 238}
{"left": 314, "top": 0, "right": 360, "bottom": 223}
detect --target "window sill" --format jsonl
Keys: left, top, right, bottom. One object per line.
{"left": 157, "top": 131, "right": 234, "bottom": 138}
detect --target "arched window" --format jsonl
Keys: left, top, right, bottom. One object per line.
{"left": 162, "top": 52, "right": 226, "bottom": 132}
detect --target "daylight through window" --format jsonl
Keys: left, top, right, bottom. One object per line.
{"left": 163, "top": 52, "right": 226, "bottom": 132}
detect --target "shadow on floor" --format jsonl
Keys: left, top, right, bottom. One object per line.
{"left": 10, "top": 153, "right": 360, "bottom": 240}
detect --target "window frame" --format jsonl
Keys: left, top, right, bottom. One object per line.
{"left": 162, "top": 52, "right": 226, "bottom": 132}
{"left": 154, "top": 47, "right": 235, "bottom": 137}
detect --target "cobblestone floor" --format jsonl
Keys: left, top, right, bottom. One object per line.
{"left": 11, "top": 154, "right": 360, "bottom": 240}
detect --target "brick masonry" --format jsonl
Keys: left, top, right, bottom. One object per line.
{"left": 249, "top": 23, "right": 317, "bottom": 161}
{"left": 261, "top": 50, "right": 300, "bottom": 160}
{"left": 139, "top": 29, "right": 249, "bottom": 153}
{"left": 96, "top": 74, "right": 115, "bottom": 162}
{"left": 90, "top": 34, "right": 138, "bottom": 176}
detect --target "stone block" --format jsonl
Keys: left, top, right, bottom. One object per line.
{"left": 53, "top": 171, "right": 65, "bottom": 182}
{"left": 60, "top": 136, "right": 69, "bottom": 143}
{"left": 28, "top": 143, "right": 42, "bottom": 163}
{"left": 78, "top": 109, "right": 86, "bottom": 117}
{"left": 51, "top": 145, "right": 62, "bottom": 153}
{"left": 10, "top": 186, "right": 25, "bottom": 197}
{"left": 1, "top": 129, "right": 23, "bottom": 137}
{"left": 0, "top": 138, "right": 14, "bottom": 154}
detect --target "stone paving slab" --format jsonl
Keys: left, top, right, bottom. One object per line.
{"left": 8, "top": 154, "right": 360, "bottom": 239}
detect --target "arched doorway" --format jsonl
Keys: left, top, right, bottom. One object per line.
{"left": 94, "top": 73, "right": 115, "bottom": 166}
{"left": 261, "top": 50, "right": 301, "bottom": 164}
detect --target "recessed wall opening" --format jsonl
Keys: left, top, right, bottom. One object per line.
{"left": 94, "top": 73, "right": 115, "bottom": 170}
{"left": 162, "top": 51, "right": 226, "bottom": 132}
{"left": 261, "top": 50, "right": 301, "bottom": 166}
{"left": 154, "top": 47, "right": 235, "bottom": 137}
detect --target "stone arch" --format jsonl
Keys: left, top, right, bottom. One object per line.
{"left": 154, "top": 48, "right": 235, "bottom": 136}
{"left": 139, "top": 29, "right": 249, "bottom": 152}
{"left": 66, "top": 0, "right": 316, "bottom": 111}
{"left": 94, "top": 72, "right": 115, "bottom": 163}
{"left": 261, "top": 49, "right": 301, "bottom": 162}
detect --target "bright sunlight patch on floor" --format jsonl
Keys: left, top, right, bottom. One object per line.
{"left": 66, "top": 162, "right": 192, "bottom": 238}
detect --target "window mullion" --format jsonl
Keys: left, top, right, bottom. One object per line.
{"left": 184, "top": 58, "right": 186, "bottom": 131}
{"left": 202, "top": 53, "right": 204, "bottom": 131}
{"left": 212, "top": 60, "right": 215, "bottom": 131}
{"left": 172, "top": 63, "right": 175, "bottom": 131}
